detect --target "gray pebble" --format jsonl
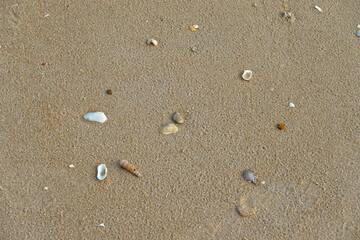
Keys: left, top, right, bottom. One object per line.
{"left": 173, "top": 112, "right": 184, "bottom": 124}
{"left": 242, "top": 170, "right": 258, "bottom": 185}
{"left": 356, "top": 30, "right": 360, "bottom": 37}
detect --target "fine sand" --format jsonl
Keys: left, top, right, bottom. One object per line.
{"left": 1, "top": 1, "right": 359, "bottom": 239}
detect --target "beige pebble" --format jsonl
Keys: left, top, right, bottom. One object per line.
{"left": 159, "top": 123, "right": 178, "bottom": 134}
{"left": 173, "top": 112, "right": 184, "bottom": 124}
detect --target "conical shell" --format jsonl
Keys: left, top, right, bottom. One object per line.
{"left": 97, "top": 164, "right": 107, "bottom": 180}
{"left": 159, "top": 123, "right": 178, "bottom": 134}
{"left": 120, "top": 160, "right": 141, "bottom": 177}
{"left": 241, "top": 70, "right": 253, "bottom": 81}
{"left": 83, "top": 112, "right": 107, "bottom": 123}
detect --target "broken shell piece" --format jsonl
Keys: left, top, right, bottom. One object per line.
{"left": 158, "top": 123, "right": 178, "bottom": 134}
{"left": 173, "top": 112, "right": 184, "bottom": 124}
{"left": 242, "top": 170, "right": 258, "bottom": 185}
{"left": 97, "top": 164, "right": 107, "bottom": 180}
{"left": 282, "top": 12, "right": 292, "bottom": 18}
{"left": 83, "top": 112, "right": 107, "bottom": 123}
{"left": 68, "top": 164, "right": 75, "bottom": 168}
{"left": 314, "top": 6, "right": 323, "bottom": 13}
{"left": 289, "top": 102, "right": 295, "bottom": 108}
{"left": 241, "top": 70, "right": 253, "bottom": 81}
{"left": 189, "top": 25, "right": 199, "bottom": 31}
{"left": 146, "top": 39, "right": 158, "bottom": 46}
{"left": 120, "top": 160, "right": 141, "bottom": 177}
{"left": 98, "top": 223, "right": 105, "bottom": 227}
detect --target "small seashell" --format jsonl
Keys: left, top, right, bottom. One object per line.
{"left": 190, "top": 47, "right": 197, "bottom": 52}
{"left": 314, "top": 6, "right": 323, "bottom": 13}
{"left": 98, "top": 223, "right": 105, "bottom": 227}
{"left": 241, "top": 70, "right": 253, "bottom": 81}
{"left": 289, "top": 102, "right": 295, "bottom": 108}
{"left": 173, "top": 112, "right": 184, "bottom": 124}
{"left": 146, "top": 39, "right": 158, "bottom": 46}
{"left": 68, "top": 164, "right": 75, "bottom": 168}
{"left": 158, "top": 123, "right": 178, "bottom": 134}
{"left": 44, "top": 187, "right": 49, "bottom": 190}
{"left": 97, "top": 164, "right": 107, "bottom": 180}
{"left": 282, "top": 12, "right": 292, "bottom": 18}
{"left": 189, "top": 25, "right": 199, "bottom": 31}
{"left": 277, "top": 123, "right": 285, "bottom": 130}
{"left": 83, "top": 112, "right": 107, "bottom": 123}
{"left": 357, "top": 24, "right": 360, "bottom": 29}
{"left": 242, "top": 170, "right": 258, "bottom": 185}
{"left": 120, "top": 160, "right": 141, "bottom": 177}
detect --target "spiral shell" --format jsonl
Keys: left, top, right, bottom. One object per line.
{"left": 120, "top": 160, "right": 141, "bottom": 177}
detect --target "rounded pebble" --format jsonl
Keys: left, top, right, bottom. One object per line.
{"left": 173, "top": 112, "right": 184, "bottom": 124}
{"left": 278, "top": 123, "right": 285, "bottom": 130}
{"left": 159, "top": 123, "right": 178, "bottom": 134}
{"left": 106, "top": 89, "right": 113, "bottom": 95}
{"left": 356, "top": 30, "right": 360, "bottom": 37}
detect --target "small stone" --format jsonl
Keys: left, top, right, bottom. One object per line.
{"left": 106, "top": 89, "right": 113, "bottom": 95}
{"left": 278, "top": 123, "right": 285, "bottom": 130}
{"left": 357, "top": 24, "right": 360, "bottom": 29}
{"left": 289, "top": 102, "right": 295, "bottom": 108}
{"left": 190, "top": 47, "right": 197, "bottom": 52}
{"left": 242, "top": 170, "right": 258, "bottom": 185}
{"left": 173, "top": 112, "right": 184, "bottom": 124}
{"left": 44, "top": 187, "right": 49, "bottom": 190}
{"left": 98, "top": 223, "right": 105, "bottom": 227}
{"left": 260, "top": 181, "right": 265, "bottom": 184}
{"left": 159, "top": 123, "right": 178, "bottom": 134}
{"left": 68, "top": 164, "right": 75, "bottom": 168}
{"left": 356, "top": 30, "right": 360, "bottom": 37}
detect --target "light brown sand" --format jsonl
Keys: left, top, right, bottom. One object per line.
{"left": 1, "top": 1, "right": 359, "bottom": 239}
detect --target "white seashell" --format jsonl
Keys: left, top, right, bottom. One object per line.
{"left": 357, "top": 24, "right": 360, "bottom": 29}
{"left": 44, "top": 187, "right": 49, "bottom": 190}
{"left": 146, "top": 39, "right": 158, "bottom": 46}
{"left": 83, "top": 112, "right": 107, "bottom": 123}
{"left": 289, "top": 102, "right": 295, "bottom": 108}
{"left": 241, "top": 70, "right": 253, "bottom": 81}
{"left": 159, "top": 123, "right": 178, "bottom": 134}
{"left": 314, "top": 6, "right": 323, "bottom": 13}
{"left": 97, "top": 164, "right": 107, "bottom": 180}
{"left": 68, "top": 164, "right": 75, "bottom": 168}
{"left": 98, "top": 223, "right": 105, "bottom": 227}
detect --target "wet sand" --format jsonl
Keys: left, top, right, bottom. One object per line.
{"left": 1, "top": 1, "right": 359, "bottom": 239}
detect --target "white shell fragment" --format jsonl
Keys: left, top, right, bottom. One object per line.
{"left": 314, "top": 6, "right": 323, "bottom": 13}
{"left": 159, "top": 123, "right": 178, "bottom": 134}
{"left": 97, "top": 164, "right": 107, "bottom": 180}
{"left": 242, "top": 170, "right": 258, "bottom": 185}
{"left": 146, "top": 39, "right": 158, "bottom": 46}
{"left": 68, "top": 164, "right": 75, "bottom": 168}
{"left": 241, "top": 70, "right": 253, "bottom": 81}
{"left": 83, "top": 112, "right": 107, "bottom": 123}
{"left": 289, "top": 102, "right": 295, "bottom": 108}
{"left": 173, "top": 112, "right": 184, "bottom": 124}
{"left": 357, "top": 24, "right": 360, "bottom": 28}
{"left": 98, "top": 223, "right": 105, "bottom": 227}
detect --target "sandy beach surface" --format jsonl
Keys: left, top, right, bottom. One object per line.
{"left": 1, "top": 1, "right": 359, "bottom": 239}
